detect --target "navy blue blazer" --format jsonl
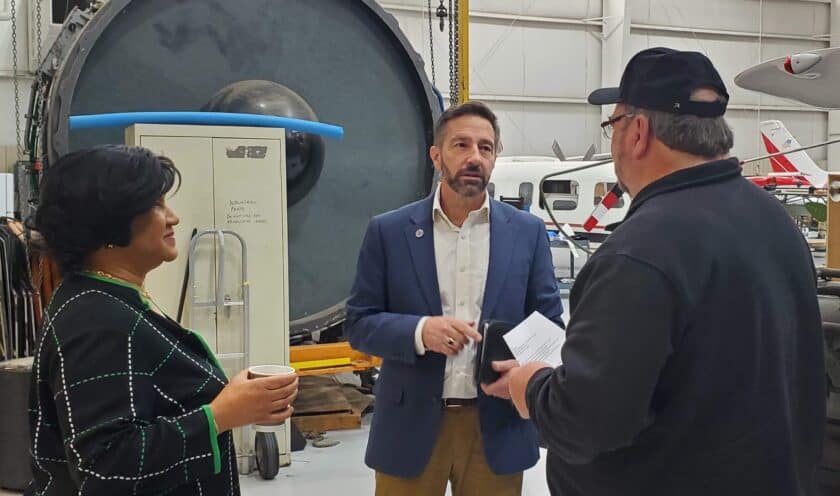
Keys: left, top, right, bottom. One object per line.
{"left": 345, "top": 194, "right": 565, "bottom": 478}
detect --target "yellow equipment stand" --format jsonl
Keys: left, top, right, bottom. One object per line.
{"left": 290, "top": 343, "right": 381, "bottom": 377}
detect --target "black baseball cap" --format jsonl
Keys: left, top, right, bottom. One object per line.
{"left": 588, "top": 47, "right": 729, "bottom": 117}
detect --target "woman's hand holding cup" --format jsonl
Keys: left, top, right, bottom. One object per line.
{"left": 209, "top": 365, "right": 298, "bottom": 433}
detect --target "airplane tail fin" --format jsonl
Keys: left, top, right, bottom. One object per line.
{"left": 760, "top": 120, "right": 827, "bottom": 188}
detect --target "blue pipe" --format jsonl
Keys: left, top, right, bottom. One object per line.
{"left": 69, "top": 111, "right": 344, "bottom": 139}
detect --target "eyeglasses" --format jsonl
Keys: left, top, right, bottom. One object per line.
{"left": 600, "top": 113, "right": 635, "bottom": 139}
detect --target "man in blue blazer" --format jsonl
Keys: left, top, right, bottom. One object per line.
{"left": 346, "top": 101, "right": 565, "bottom": 495}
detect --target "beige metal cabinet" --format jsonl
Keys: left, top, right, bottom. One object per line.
{"left": 126, "top": 124, "right": 291, "bottom": 470}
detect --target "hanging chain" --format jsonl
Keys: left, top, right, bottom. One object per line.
{"left": 10, "top": 0, "right": 22, "bottom": 160}
{"left": 453, "top": 0, "right": 460, "bottom": 105}
{"left": 448, "top": 0, "right": 454, "bottom": 105}
{"left": 427, "top": 0, "right": 436, "bottom": 87}
{"left": 448, "top": 0, "right": 459, "bottom": 106}
{"left": 35, "top": 0, "right": 43, "bottom": 66}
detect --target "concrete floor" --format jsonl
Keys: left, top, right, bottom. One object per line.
{"left": 239, "top": 416, "right": 553, "bottom": 496}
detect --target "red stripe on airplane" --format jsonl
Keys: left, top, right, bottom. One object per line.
{"left": 761, "top": 133, "right": 798, "bottom": 174}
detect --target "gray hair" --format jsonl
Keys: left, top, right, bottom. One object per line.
{"left": 625, "top": 96, "right": 734, "bottom": 158}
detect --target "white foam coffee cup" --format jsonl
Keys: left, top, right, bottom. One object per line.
{"left": 247, "top": 365, "right": 297, "bottom": 432}
{"left": 247, "top": 364, "right": 296, "bottom": 379}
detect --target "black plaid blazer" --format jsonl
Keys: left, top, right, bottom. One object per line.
{"left": 26, "top": 272, "right": 240, "bottom": 495}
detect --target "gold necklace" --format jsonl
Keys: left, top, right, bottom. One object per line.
{"left": 90, "top": 269, "right": 153, "bottom": 301}
{"left": 87, "top": 269, "right": 168, "bottom": 317}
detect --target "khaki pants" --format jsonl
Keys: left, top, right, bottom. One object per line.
{"left": 375, "top": 405, "right": 523, "bottom": 496}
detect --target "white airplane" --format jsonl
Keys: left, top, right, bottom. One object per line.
{"left": 490, "top": 120, "right": 828, "bottom": 242}
{"left": 489, "top": 155, "right": 628, "bottom": 242}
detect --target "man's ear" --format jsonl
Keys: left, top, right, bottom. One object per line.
{"left": 430, "top": 145, "right": 442, "bottom": 171}
{"left": 631, "top": 115, "right": 652, "bottom": 160}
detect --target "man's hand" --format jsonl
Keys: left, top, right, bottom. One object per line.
{"left": 421, "top": 316, "right": 482, "bottom": 356}
{"left": 480, "top": 359, "right": 519, "bottom": 399}
{"left": 509, "top": 362, "right": 552, "bottom": 419}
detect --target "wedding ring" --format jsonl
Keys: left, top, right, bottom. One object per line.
{"left": 447, "top": 337, "right": 455, "bottom": 346}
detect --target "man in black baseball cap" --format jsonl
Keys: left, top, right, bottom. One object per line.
{"left": 505, "top": 47, "right": 825, "bottom": 495}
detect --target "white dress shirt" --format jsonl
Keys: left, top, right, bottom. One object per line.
{"left": 413, "top": 184, "right": 490, "bottom": 399}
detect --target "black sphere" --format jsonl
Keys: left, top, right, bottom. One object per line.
{"left": 203, "top": 80, "right": 325, "bottom": 206}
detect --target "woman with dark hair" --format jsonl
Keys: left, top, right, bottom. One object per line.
{"left": 26, "top": 145, "right": 297, "bottom": 495}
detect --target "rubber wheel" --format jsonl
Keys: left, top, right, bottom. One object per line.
{"left": 255, "top": 432, "right": 280, "bottom": 480}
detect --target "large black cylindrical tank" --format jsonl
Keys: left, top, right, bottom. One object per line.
{"left": 45, "top": 0, "right": 440, "bottom": 335}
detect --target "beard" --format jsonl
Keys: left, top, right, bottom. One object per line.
{"left": 441, "top": 160, "right": 488, "bottom": 197}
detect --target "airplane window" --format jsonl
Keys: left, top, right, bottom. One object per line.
{"left": 543, "top": 180, "right": 579, "bottom": 211}
{"left": 552, "top": 200, "right": 578, "bottom": 211}
{"left": 543, "top": 180, "right": 577, "bottom": 194}
{"left": 518, "top": 183, "right": 534, "bottom": 206}
{"left": 594, "top": 182, "right": 625, "bottom": 208}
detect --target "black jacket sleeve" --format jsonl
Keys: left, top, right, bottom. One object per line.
{"left": 525, "top": 253, "right": 678, "bottom": 464}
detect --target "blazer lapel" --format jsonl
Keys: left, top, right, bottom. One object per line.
{"left": 482, "top": 201, "right": 518, "bottom": 317}
{"left": 405, "top": 197, "right": 443, "bottom": 315}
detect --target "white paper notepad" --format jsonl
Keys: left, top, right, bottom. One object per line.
{"left": 503, "top": 311, "right": 565, "bottom": 367}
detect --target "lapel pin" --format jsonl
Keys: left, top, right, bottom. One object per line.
{"left": 415, "top": 228, "right": 424, "bottom": 238}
